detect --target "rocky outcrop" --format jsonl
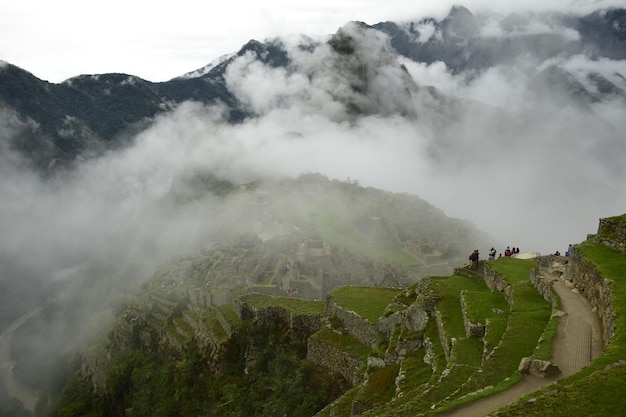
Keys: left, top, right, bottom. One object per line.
{"left": 518, "top": 357, "right": 560, "bottom": 377}
{"left": 529, "top": 255, "right": 566, "bottom": 309}
{"left": 594, "top": 214, "right": 626, "bottom": 254}
{"left": 236, "top": 300, "right": 325, "bottom": 338}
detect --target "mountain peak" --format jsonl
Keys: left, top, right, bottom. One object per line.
{"left": 442, "top": 4, "right": 478, "bottom": 38}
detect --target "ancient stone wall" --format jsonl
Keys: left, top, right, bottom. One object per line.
{"left": 564, "top": 247, "right": 615, "bottom": 345}
{"left": 433, "top": 307, "right": 451, "bottom": 362}
{"left": 236, "top": 301, "right": 324, "bottom": 338}
{"left": 307, "top": 337, "right": 364, "bottom": 385}
{"left": 377, "top": 311, "right": 404, "bottom": 340}
{"left": 594, "top": 215, "right": 626, "bottom": 254}
{"left": 482, "top": 264, "right": 513, "bottom": 304}
{"left": 334, "top": 305, "right": 380, "bottom": 348}
{"left": 460, "top": 291, "right": 485, "bottom": 339}
{"left": 529, "top": 268, "right": 557, "bottom": 309}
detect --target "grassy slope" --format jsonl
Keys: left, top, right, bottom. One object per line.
{"left": 331, "top": 286, "right": 402, "bottom": 323}
{"left": 330, "top": 256, "right": 550, "bottom": 417}
{"left": 491, "top": 241, "right": 626, "bottom": 416}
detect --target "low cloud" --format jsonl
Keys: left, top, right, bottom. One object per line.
{"left": 1, "top": 12, "right": 626, "bottom": 322}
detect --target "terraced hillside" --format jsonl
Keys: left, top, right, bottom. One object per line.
{"left": 311, "top": 257, "right": 553, "bottom": 416}
{"left": 35, "top": 214, "right": 626, "bottom": 416}
{"left": 81, "top": 256, "right": 553, "bottom": 416}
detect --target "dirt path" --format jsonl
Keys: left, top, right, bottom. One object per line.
{"left": 439, "top": 260, "right": 603, "bottom": 417}
{"left": 0, "top": 305, "right": 45, "bottom": 412}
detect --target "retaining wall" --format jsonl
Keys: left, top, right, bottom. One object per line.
{"left": 564, "top": 247, "right": 615, "bottom": 346}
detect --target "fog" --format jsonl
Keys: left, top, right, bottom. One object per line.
{"left": 1, "top": 8, "right": 626, "bottom": 358}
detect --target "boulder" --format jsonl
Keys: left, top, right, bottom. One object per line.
{"left": 518, "top": 357, "right": 561, "bottom": 378}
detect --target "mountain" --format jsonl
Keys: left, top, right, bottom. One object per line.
{"left": 1, "top": 6, "right": 625, "bottom": 172}
{"left": 373, "top": 6, "right": 626, "bottom": 72}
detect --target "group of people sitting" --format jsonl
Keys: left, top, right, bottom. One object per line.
{"left": 485, "top": 246, "right": 518, "bottom": 261}
{"left": 469, "top": 245, "right": 522, "bottom": 269}
{"left": 504, "top": 246, "right": 519, "bottom": 257}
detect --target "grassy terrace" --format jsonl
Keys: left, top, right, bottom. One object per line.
{"left": 462, "top": 290, "right": 509, "bottom": 355}
{"left": 494, "top": 240, "right": 626, "bottom": 417}
{"left": 239, "top": 293, "right": 324, "bottom": 315}
{"left": 440, "top": 258, "right": 550, "bottom": 409}
{"left": 367, "top": 256, "right": 550, "bottom": 416}
{"left": 331, "top": 286, "right": 402, "bottom": 323}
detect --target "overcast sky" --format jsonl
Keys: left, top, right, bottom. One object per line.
{"left": 1, "top": 0, "right": 624, "bottom": 83}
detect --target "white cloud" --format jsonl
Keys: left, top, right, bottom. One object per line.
{"left": 3, "top": 0, "right": 625, "bottom": 82}
{"left": 2, "top": 1, "right": 626, "bottom": 279}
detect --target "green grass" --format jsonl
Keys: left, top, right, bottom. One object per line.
{"left": 331, "top": 287, "right": 402, "bottom": 323}
{"left": 483, "top": 314, "right": 508, "bottom": 356}
{"left": 533, "top": 314, "right": 559, "bottom": 360}
{"left": 488, "top": 257, "right": 538, "bottom": 284}
{"left": 354, "top": 364, "right": 401, "bottom": 409}
{"left": 491, "top": 240, "right": 626, "bottom": 416}
{"left": 314, "top": 385, "right": 361, "bottom": 417}
{"left": 398, "top": 348, "right": 433, "bottom": 389}
{"left": 239, "top": 293, "right": 324, "bottom": 315}
{"left": 451, "top": 338, "right": 484, "bottom": 367}
{"left": 430, "top": 274, "right": 492, "bottom": 339}
{"left": 462, "top": 290, "right": 509, "bottom": 326}
{"left": 461, "top": 290, "right": 509, "bottom": 354}
{"left": 455, "top": 271, "right": 550, "bottom": 395}
{"left": 492, "top": 363, "right": 626, "bottom": 417}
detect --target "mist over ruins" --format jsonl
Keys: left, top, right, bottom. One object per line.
{"left": 1, "top": 4, "right": 626, "bottom": 417}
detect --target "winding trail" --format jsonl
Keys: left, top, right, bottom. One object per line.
{"left": 440, "top": 259, "right": 603, "bottom": 417}
{"left": 0, "top": 305, "right": 45, "bottom": 412}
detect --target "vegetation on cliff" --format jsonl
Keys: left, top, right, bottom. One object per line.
{"left": 38, "top": 307, "right": 348, "bottom": 417}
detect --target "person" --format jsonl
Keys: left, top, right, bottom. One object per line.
{"left": 565, "top": 244, "right": 572, "bottom": 256}
{"left": 505, "top": 247, "right": 511, "bottom": 257}
{"left": 488, "top": 247, "right": 496, "bottom": 260}
{"left": 469, "top": 249, "right": 479, "bottom": 269}
{"left": 554, "top": 250, "right": 561, "bottom": 256}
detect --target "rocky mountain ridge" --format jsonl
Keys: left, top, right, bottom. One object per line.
{"left": 1, "top": 6, "right": 625, "bottom": 171}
